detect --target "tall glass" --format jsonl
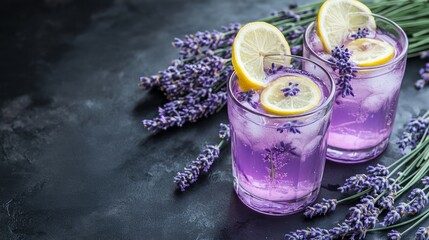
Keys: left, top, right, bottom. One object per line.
{"left": 227, "top": 55, "right": 335, "bottom": 215}
{"left": 303, "top": 14, "right": 408, "bottom": 163}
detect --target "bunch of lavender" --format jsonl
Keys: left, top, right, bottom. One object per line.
{"left": 139, "top": 0, "right": 429, "bottom": 132}
{"left": 287, "top": 111, "right": 429, "bottom": 239}
{"left": 174, "top": 123, "right": 230, "bottom": 191}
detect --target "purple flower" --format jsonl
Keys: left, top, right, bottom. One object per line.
{"left": 304, "top": 198, "right": 337, "bottom": 218}
{"left": 387, "top": 230, "right": 401, "bottom": 240}
{"left": 383, "top": 188, "right": 428, "bottom": 225}
{"left": 415, "top": 227, "right": 429, "bottom": 240}
{"left": 291, "top": 45, "right": 303, "bottom": 55}
{"left": 367, "top": 164, "right": 389, "bottom": 176}
{"left": 397, "top": 115, "right": 429, "bottom": 154}
{"left": 408, "top": 188, "right": 428, "bottom": 213}
{"left": 422, "top": 176, "right": 429, "bottom": 187}
{"left": 281, "top": 82, "right": 300, "bottom": 97}
{"left": 143, "top": 90, "right": 227, "bottom": 132}
{"left": 174, "top": 145, "right": 220, "bottom": 191}
{"left": 236, "top": 90, "right": 258, "bottom": 109}
{"left": 383, "top": 209, "right": 401, "bottom": 226}
{"left": 329, "top": 223, "right": 350, "bottom": 239}
{"left": 338, "top": 174, "right": 368, "bottom": 193}
{"left": 285, "top": 227, "right": 331, "bottom": 240}
{"left": 276, "top": 121, "right": 301, "bottom": 134}
{"left": 139, "top": 75, "right": 160, "bottom": 90}
{"left": 267, "top": 63, "right": 284, "bottom": 75}
{"left": 219, "top": 123, "right": 230, "bottom": 140}
{"left": 351, "top": 28, "right": 369, "bottom": 40}
{"left": 415, "top": 62, "right": 429, "bottom": 90}
{"left": 345, "top": 198, "right": 379, "bottom": 237}
{"left": 329, "top": 45, "right": 356, "bottom": 99}
{"left": 379, "top": 191, "right": 396, "bottom": 210}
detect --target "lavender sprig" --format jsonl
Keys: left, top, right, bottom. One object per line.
{"left": 174, "top": 123, "right": 229, "bottom": 191}
{"left": 387, "top": 230, "right": 401, "bottom": 240}
{"left": 304, "top": 198, "right": 337, "bottom": 218}
{"left": 329, "top": 45, "right": 356, "bottom": 99}
{"left": 143, "top": 89, "right": 227, "bottom": 132}
{"left": 397, "top": 115, "right": 429, "bottom": 154}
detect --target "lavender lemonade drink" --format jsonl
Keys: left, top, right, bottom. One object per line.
{"left": 228, "top": 22, "right": 335, "bottom": 215}
{"left": 303, "top": 0, "right": 408, "bottom": 163}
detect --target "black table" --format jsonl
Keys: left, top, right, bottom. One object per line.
{"left": 1, "top": 0, "right": 428, "bottom": 239}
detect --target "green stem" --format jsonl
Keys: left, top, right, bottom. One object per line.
{"left": 402, "top": 209, "right": 429, "bottom": 235}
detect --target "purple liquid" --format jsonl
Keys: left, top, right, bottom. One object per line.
{"left": 227, "top": 68, "right": 332, "bottom": 215}
{"left": 303, "top": 21, "right": 407, "bottom": 163}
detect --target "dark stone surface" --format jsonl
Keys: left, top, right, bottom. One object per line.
{"left": 0, "top": 0, "right": 428, "bottom": 239}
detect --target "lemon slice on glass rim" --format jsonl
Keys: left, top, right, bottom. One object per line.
{"left": 232, "top": 22, "right": 291, "bottom": 91}
{"left": 317, "top": 0, "right": 376, "bottom": 52}
{"left": 345, "top": 38, "right": 395, "bottom": 67}
{"left": 260, "top": 76, "right": 322, "bottom": 116}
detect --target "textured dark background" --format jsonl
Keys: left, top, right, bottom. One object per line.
{"left": 1, "top": 0, "right": 428, "bottom": 239}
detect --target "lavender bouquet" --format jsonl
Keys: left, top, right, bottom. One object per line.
{"left": 286, "top": 111, "right": 429, "bottom": 239}
{"left": 140, "top": 0, "right": 429, "bottom": 133}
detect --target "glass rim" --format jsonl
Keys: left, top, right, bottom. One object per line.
{"left": 304, "top": 13, "right": 409, "bottom": 71}
{"left": 227, "top": 54, "right": 336, "bottom": 120}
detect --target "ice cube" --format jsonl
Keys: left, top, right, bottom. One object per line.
{"left": 362, "top": 93, "right": 386, "bottom": 112}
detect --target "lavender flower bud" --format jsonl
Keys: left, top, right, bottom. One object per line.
{"left": 174, "top": 145, "right": 220, "bottom": 191}
{"left": 139, "top": 75, "right": 160, "bottom": 89}
{"left": 379, "top": 191, "right": 396, "bottom": 210}
{"left": 383, "top": 209, "right": 401, "bottom": 226}
{"left": 219, "top": 123, "right": 230, "bottom": 140}
{"left": 367, "top": 164, "right": 389, "bottom": 176}
{"left": 397, "top": 115, "right": 429, "bottom": 154}
{"left": 304, "top": 198, "right": 337, "bottom": 218}
{"left": 415, "top": 227, "right": 429, "bottom": 240}
{"left": 281, "top": 82, "right": 300, "bottom": 97}
{"left": 236, "top": 90, "right": 258, "bottom": 109}
{"left": 277, "top": 121, "right": 301, "bottom": 134}
{"left": 285, "top": 227, "right": 331, "bottom": 240}
{"left": 415, "top": 62, "right": 429, "bottom": 90}
{"left": 351, "top": 28, "right": 369, "bottom": 40}
{"left": 338, "top": 174, "right": 368, "bottom": 193}
{"left": 291, "top": 45, "right": 303, "bottom": 55}
{"left": 329, "top": 223, "right": 350, "bottom": 239}
{"left": 422, "top": 176, "right": 429, "bottom": 187}
{"left": 387, "top": 230, "right": 401, "bottom": 240}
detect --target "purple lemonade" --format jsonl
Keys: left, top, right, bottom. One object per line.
{"left": 303, "top": 13, "right": 408, "bottom": 163}
{"left": 227, "top": 55, "right": 335, "bottom": 215}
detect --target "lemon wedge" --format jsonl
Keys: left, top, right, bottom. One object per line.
{"left": 260, "top": 76, "right": 321, "bottom": 116}
{"left": 317, "top": 0, "right": 375, "bottom": 52}
{"left": 346, "top": 38, "right": 395, "bottom": 67}
{"left": 232, "top": 22, "right": 291, "bottom": 91}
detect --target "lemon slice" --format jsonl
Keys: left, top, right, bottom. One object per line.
{"left": 260, "top": 76, "right": 321, "bottom": 115}
{"left": 317, "top": 0, "right": 376, "bottom": 52}
{"left": 232, "top": 22, "right": 291, "bottom": 91}
{"left": 346, "top": 38, "right": 395, "bottom": 67}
